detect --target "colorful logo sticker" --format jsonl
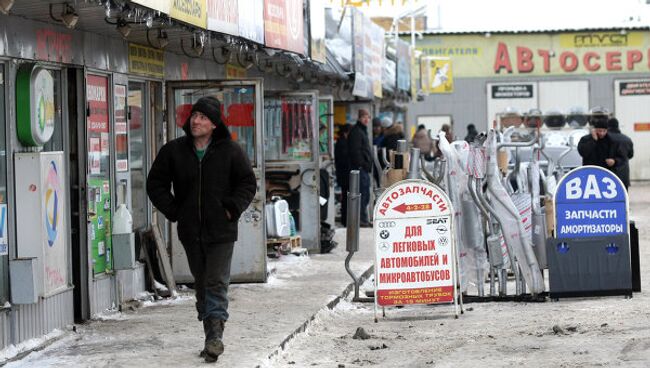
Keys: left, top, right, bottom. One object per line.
{"left": 44, "top": 161, "right": 60, "bottom": 247}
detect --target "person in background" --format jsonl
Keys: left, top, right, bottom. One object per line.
{"left": 334, "top": 124, "right": 351, "bottom": 226}
{"left": 147, "top": 96, "right": 256, "bottom": 363}
{"left": 577, "top": 108, "right": 626, "bottom": 182}
{"left": 348, "top": 109, "right": 373, "bottom": 227}
{"left": 441, "top": 123, "right": 454, "bottom": 143}
{"left": 372, "top": 117, "right": 384, "bottom": 147}
{"left": 412, "top": 124, "right": 433, "bottom": 160}
{"left": 464, "top": 124, "right": 478, "bottom": 143}
{"left": 381, "top": 117, "right": 405, "bottom": 153}
{"left": 607, "top": 117, "right": 634, "bottom": 190}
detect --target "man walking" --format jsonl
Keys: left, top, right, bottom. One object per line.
{"left": 608, "top": 117, "right": 634, "bottom": 190}
{"left": 348, "top": 109, "right": 373, "bottom": 227}
{"left": 147, "top": 96, "right": 256, "bottom": 363}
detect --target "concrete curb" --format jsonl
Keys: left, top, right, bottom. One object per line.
{"left": 261, "top": 264, "right": 375, "bottom": 366}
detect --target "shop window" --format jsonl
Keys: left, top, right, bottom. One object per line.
{"left": 264, "top": 97, "right": 314, "bottom": 161}
{"left": 173, "top": 87, "right": 257, "bottom": 164}
{"left": 0, "top": 65, "right": 8, "bottom": 303}
{"left": 318, "top": 100, "right": 331, "bottom": 156}
{"left": 128, "top": 82, "right": 147, "bottom": 231}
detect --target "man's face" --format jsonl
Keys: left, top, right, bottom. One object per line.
{"left": 190, "top": 111, "right": 215, "bottom": 139}
{"left": 360, "top": 114, "right": 370, "bottom": 125}
{"left": 594, "top": 128, "right": 608, "bottom": 139}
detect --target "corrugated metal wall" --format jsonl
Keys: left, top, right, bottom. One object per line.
{"left": 2, "top": 289, "right": 74, "bottom": 348}
{"left": 116, "top": 264, "right": 146, "bottom": 302}
{"left": 91, "top": 276, "right": 115, "bottom": 316}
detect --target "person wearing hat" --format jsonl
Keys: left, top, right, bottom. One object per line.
{"left": 348, "top": 109, "right": 373, "bottom": 227}
{"left": 147, "top": 96, "right": 257, "bottom": 363}
{"left": 381, "top": 117, "right": 405, "bottom": 153}
{"left": 607, "top": 117, "right": 634, "bottom": 190}
{"left": 577, "top": 109, "right": 626, "bottom": 178}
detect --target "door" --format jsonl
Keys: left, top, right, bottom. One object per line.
{"left": 265, "top": 91, "right": 321, "bottom": 251}
{"left": 614, "top": 79, "right": 650, "bottom": 180}
{"left": 167, "top": 79, "right": 266, "bottom": 283}
{"left": 486, "top": 82, "right": 538, "bottom": 129}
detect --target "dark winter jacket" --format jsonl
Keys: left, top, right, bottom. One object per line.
{"left": 147, "top": 121, "right": 257, "bottom": 245}
{"left": 348, "top": 121, "right": 372, "bottom": 172}
{"left": 608, "top": 130, "right": 634, "bottom": 188}
{"left": 334, "top": 135, "right": 351, "bottom": 189}
{"left": 381, "top": 123, "right": 405, "bottom": 153}
{"left": 577, "top": 133, "right": 626, "bottom": 180}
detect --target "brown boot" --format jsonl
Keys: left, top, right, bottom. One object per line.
{"left": 203, "top": 318, "right": 225, "bottom": 363}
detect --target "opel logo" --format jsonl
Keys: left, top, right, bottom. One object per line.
{"left": 378, "top": 221, "right": 396, "bottom": 229}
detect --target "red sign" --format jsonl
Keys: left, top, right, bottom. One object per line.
{"left": 263, "top": 0, "right": 304, "bottom": 55}
{"left": 36, "top": 29, "right": 72, "bottom": 63}
{"left": 634, "top": 123, "right": 650, "bottom": 131}
{"left": 86, "top": 75, "right": 109, "bottom": 133}
{"left": 374, "top": 180, "right": 457, "bottom": 310}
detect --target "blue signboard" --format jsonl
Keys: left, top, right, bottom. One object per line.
{"left": 555, "top": 166, "right": 628, "bottom": 239}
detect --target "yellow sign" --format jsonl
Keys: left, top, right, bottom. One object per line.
{"left": 169, "top": 0, "right": 207, "bottom": 28}
{"left": 415, "top": 32, "right": 650, "bottom": 78}
{"left": 423, "top": 57, "right": 453, "bottom": 94}
{"left": 328, "top": 0, "right": 420, "bottom": 7}
{"left": 128, "top": 43, "right": 165, "bottom": 78}
{"left": 225, "top": 64, "right": 247, "bottom": 79}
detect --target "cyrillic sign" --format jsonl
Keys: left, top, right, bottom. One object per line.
{"left": 555, "top": 166, "right": 628, "bottom": 238}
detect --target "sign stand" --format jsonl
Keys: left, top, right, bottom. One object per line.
{"left": 547, "top": 166, "right": 632, "bottom": 299}
{"left": 373, "top": 179, "right": 460, "bottom": 321}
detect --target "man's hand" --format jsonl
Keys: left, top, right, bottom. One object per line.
{"left": 591, "top": 129, "right": 599, "bottom": 141}
{"left": 605, "top": 158, "right": 615, "bottom": 167}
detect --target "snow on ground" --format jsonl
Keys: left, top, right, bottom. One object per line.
{"left": 269, "top": 183, "right": 650, "bottom": 368}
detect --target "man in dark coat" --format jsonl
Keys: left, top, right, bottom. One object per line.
{"left": 334, "top": 124, "right": 351, "bottom": 226}
{"left": 577, "top": 111, "right": 626, "bottom": 181}
{"left": 608, "top": 118, "right": 634, "bottom": 190}
{"left": 147, "top": 96, "right": 256, "bottom": 363}
{"left": 348, "top": 109, "right": 373, "bottom": 227}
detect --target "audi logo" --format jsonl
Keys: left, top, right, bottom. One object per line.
{"left": 378, "top": 221, "right": 396, "bottom": 228}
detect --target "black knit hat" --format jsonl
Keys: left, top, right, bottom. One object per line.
{"left": 189, "top": 96, "right": 222, "bottom": 127}
{"left": 182, "top": 96, "right": 231, "bottom": 140}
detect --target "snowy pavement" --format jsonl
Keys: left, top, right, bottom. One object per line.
{"left": 2, "top": 228, "right": 375, "bottom": 368}
{"left": 270, "top": 183, "right": 650, "bottom": 367}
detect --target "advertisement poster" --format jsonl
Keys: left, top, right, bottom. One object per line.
{"left": 264, "top": 0, "right": 304, "bottom": 54}
{"left": 115, "top": 84, "right": 129, "bottom": 172}
{"left": 424, "top": 57, "right": 453, "bottom": 94}
{"left": 207, "top": 0, "right": 239, "bottom": 36}
{"left": 42, "top": 154, "right": 68, "bottom": 295}
{"left": 88, "top": 178, "right": 112, "bottom": 274}
{"left": 310, "top": 0, "right": 326, "bottom": 63}
{"left": 87, "top": 74, "right": 110, "bottom": 176}
{"left": 396, "top": 39, "right": 412, "bottom": 91}
{"left": 169, "top": 0, "right": 207, "bottom": 28}
{"left": 374, "top": 180, "right": 456, "bottom": 307}
{"left": 238, "top": 0, "right": 265, "bottom": 44}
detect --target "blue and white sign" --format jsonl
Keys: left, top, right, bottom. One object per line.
{"left": 555, "top": 166, "right": 628, "bottom": 239}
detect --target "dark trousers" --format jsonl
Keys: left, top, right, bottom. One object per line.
{"left": 183, "top": 241, "right": 235, "bottom": 322}
{"left": 359, "top": 170, "right": 370, "bottom": 224}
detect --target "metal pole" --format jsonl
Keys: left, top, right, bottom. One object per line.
{"left": 397, "top": 139, "right": 408, "bottom": 153}
{"left": 344, "top": 170, "right": 372, "bottom": 303}
{"left": 407, "top": 147, "right": 420, "bottom": 179}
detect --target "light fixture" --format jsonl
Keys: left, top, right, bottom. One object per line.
{"left": 50, "top": 3, "right": 79, "bottom": 29}
{"left": 181, "top": 32, "right": 206, "bottom": 58}
{"left": 157, "top": 29, "right": 168, "bottom": 48}
{"left": 117, "top": 19, "right": 131, "bottom": 38}
{"left": 0, "top": 0, "right": 15, "bottom": 15}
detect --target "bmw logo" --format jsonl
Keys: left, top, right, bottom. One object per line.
{"left": 380, "top": 230, "right": 390, "bottom": 239}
